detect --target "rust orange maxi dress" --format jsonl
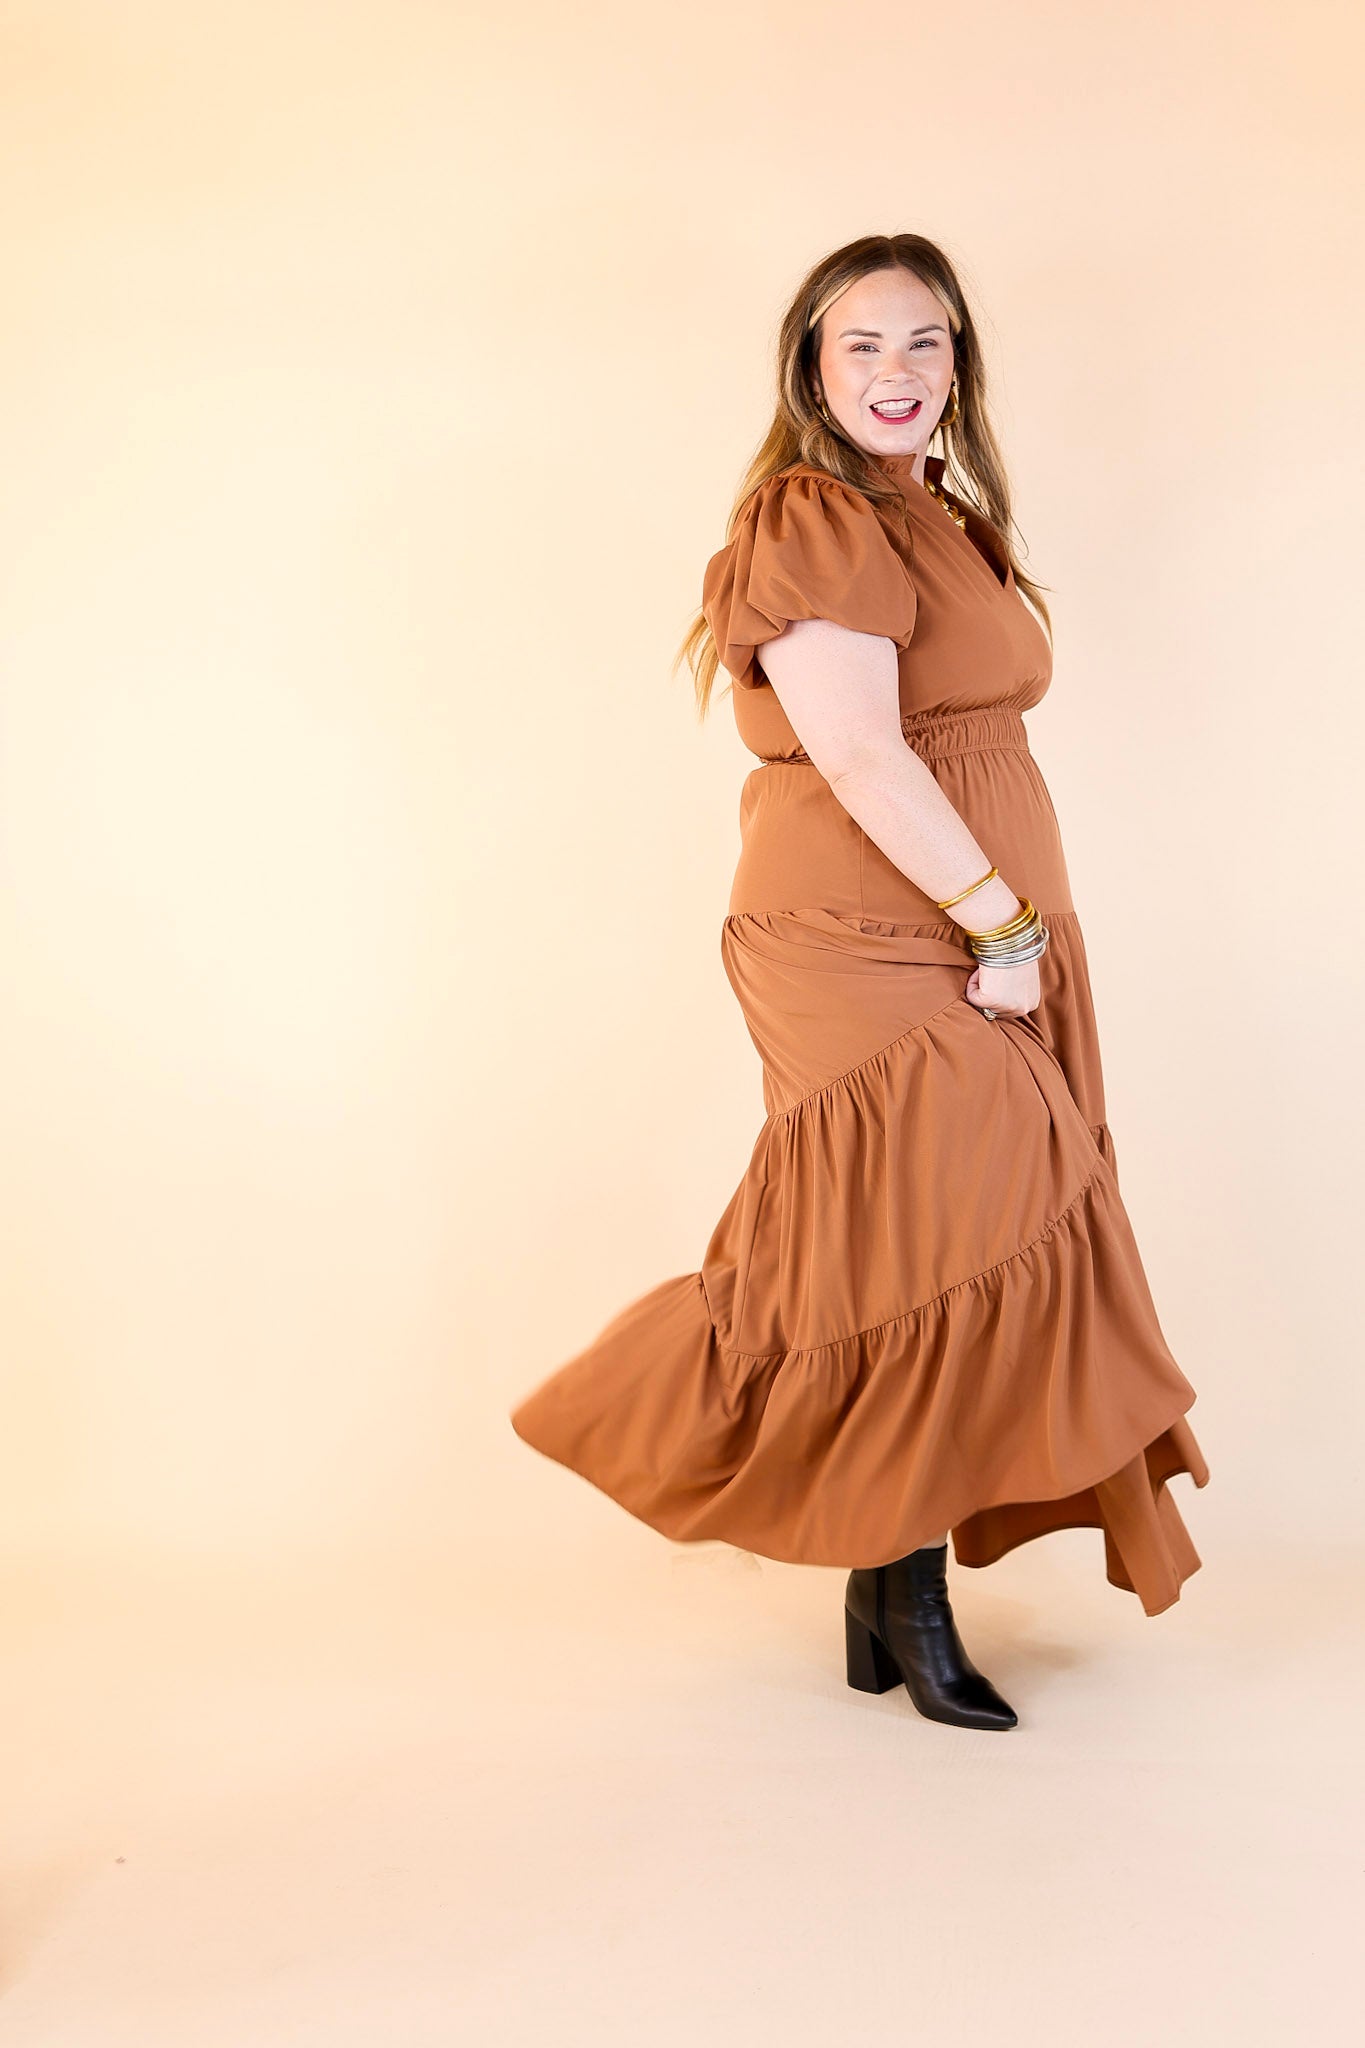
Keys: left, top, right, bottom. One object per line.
{"left": 510, "top": 450, "right": 1209, "bottom": 1617}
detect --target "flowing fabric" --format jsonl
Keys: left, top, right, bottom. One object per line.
{"left": 510, "top": 451, "right": 1208, "bottom": 1615}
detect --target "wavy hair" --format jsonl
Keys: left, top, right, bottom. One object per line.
{"left": 675, "top": 232, "right": 1053, "bottom": 718}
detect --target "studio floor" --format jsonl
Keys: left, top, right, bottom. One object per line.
{"left": 0, "top": 1519, "right": 1358, "bottom": 2046}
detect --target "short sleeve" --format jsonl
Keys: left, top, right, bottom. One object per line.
{"left": 700, "top": 467, "right": 917, "bottom": 689}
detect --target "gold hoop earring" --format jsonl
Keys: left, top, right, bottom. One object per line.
{"left": 940, "top": 384, "right": 960, "bottom": 427}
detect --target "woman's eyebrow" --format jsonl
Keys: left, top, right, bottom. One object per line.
{"left": 837, "top": 324, "right": 948, "bottom": 338}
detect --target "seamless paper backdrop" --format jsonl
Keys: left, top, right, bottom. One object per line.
{"left": 0, "top": 0, "right": 1360, "bottom": 1575}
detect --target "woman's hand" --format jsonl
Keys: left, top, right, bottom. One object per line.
{"left": 964, "top": 957, "right": 1040, "bottom": 1018}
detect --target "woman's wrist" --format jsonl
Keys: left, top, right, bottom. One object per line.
{"left": 946, "top": 876, "right": 1023, "bottom": 935}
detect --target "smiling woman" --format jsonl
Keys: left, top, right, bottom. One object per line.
{"left": 509, "top": 233, "right": 1209, "bottom": 1733}
{"left": 837, "top": 315, "right": 952, "bottom": 436}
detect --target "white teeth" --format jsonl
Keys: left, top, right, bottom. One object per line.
{"left": 873, "top": 400, "right": 918, "bottom": 415}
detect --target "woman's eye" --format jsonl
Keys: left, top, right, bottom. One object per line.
{"left": 850, "top": 339, "right": 939, "bottom": 353}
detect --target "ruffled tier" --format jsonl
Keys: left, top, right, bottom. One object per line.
{"left": 511, "top": 909, "right": 1208, "bottom": 1616}
{"left": 1000, "top": 905, "right": 1119, "bottom": 1177}
{"left": 825, "top": 907, "right": 1120, "bottom": 1175}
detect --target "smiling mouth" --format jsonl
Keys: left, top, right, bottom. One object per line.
{"left": 870, "top": 398, "right": 923, "bottom": 421}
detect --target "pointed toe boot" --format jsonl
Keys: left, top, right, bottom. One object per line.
{"left": 844, "top": 1541, "right": 1019, "bottom": 1730}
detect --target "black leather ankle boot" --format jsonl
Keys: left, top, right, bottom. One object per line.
{"left": 844, "top": 1542, "right": 1018, "bottom": 1730}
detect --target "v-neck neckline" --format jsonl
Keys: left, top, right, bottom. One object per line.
{"left": 872, "top": 450, "right": 1012, "bottom": 593}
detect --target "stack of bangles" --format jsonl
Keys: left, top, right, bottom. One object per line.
{"left": 935, "top": 865, "right": 1049, "bottom": 1019}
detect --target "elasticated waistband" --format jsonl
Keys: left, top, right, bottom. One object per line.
{"left": 758, "top": 703, "right": 1029, "bottom": 767}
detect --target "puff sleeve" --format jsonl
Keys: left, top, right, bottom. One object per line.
{"left": 700, "top": 468, "right": 917, "bottom": 690}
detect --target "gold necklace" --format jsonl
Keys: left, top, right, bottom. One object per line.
{"left": 924, "top": 476, "right": 967, "bottom": 529}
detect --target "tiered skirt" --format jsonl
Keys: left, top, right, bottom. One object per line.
{"left": 510, "top": 905, "right": 1207, "bottom": 1616}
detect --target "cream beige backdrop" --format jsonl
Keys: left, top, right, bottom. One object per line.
{"left": 1, "top": 1, "right": 1360, "bottom": 2041}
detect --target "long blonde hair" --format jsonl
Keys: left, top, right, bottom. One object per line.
{"left": 675, "top": 232, "right": 1053, "bottom": 719}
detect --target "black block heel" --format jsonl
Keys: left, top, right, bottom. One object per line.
{"left": 843, "top": 1546, "right": 1019, "bottom": 1729}
{"left": 845, "top": 1604, "right": 903, "bottom": 1693}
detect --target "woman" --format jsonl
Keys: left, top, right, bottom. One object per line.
{"left": 509, "top": 232, "right": 1209, "bottom": 1731}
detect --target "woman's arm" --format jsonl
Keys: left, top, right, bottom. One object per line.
{"left": 757, "top": 618, "right": 1039, "bottom": 1014}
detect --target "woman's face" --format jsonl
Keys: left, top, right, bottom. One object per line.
{"left": 812, "top": 268, "right": 955, "bottom": 472}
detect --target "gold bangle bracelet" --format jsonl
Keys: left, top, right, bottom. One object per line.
{"left": 937, "top": 865, "right": 998, "bottom": 910}
{"left": 965, "top": 898, "right": 1037, "bottom": 942}
{"left": 972, "top": 907, "right": 1037, "bottom": 943}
